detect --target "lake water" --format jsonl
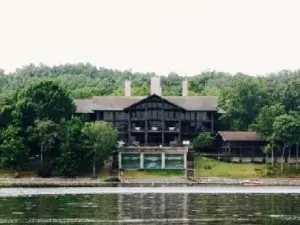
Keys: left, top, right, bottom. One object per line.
{"left": 1, "top": 186, "right": 300, "bottom": 224}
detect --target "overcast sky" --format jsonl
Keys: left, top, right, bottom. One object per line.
{"left": 0, "top": 0, "right": 299, "bottom": 75}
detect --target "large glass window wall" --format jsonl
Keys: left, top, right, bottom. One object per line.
{"left": 144, "top": 154, "right": 162, "bottom": 169}
{"left": 121, "top": 154, "right": 140, "bottom": 169}
{"left": 165, "top": 154, "right": 184, "bottom": 169}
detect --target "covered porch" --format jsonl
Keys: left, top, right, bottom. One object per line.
{"left": 215, "top": 131, "right": 268, "bottom": 163}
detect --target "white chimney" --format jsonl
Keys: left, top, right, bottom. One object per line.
{"left": 125, "top": 80, "right": 131, "bottom": 96}
{"left": 151, "top": 77, "right": 162, "bottom": 96}
{"left": 182, "top": 79, "right": 188, "bottom": 96}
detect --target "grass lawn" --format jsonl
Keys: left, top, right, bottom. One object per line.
{"left": 0, "top": 169, "right": 39, "bottom": 178}
{"left": 123, "top": 170, "right": 184, "bottom": 178}
{"left": 195, "top": 156, "right": 266, "bottom": 178}
{"left": 0, "top": 169, "right": 15, "bottom": 178}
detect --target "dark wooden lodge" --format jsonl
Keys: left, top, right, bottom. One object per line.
{"left": 215, "top": 131, "right": 300, "bottom": 163}
{"left": 73, "top": 77, "right": 300, "bottom": 168}
{"left": 75, "top": 78, "right": 221, "bottom": 147}
{"left": 74, "top": 77, "right": 221, "bottom": 171}
{"left": 215, "top": 131, "right": 267, "bottom": 162}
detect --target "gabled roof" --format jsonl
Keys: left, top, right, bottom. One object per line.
{"left": 74, "top": 95, "right": 218, "bottom": 113}
{"left": 166, "top": 96, "right": 217, "bottom": 111}
{"left": 74, "top": 99, "right": 95, "bottom": 113}
{"left": 124, "top": 94, "right": 186, "bottom": 111}
{"left": 92, "top": 96, "right": 145, "bottom": 110}
{"left": 217, "top": 131, "right": 266, "bottom": 142}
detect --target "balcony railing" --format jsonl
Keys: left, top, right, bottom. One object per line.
{"left": 131, "top": 127, "right": 180, "bottom": 132}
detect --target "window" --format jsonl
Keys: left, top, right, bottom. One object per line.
{"left": 184, "top": 112, "right": 192, "bottom": 120}
{"left": 132, "top": 111, "right": 145, "bottom": 119}
{"left": 165, "top": 154, "right": 184, "bottom": 169}
{"left": 115, "top": 112, "right": 126, "bottom": 120}
{"left": 196, "top": 112, "right": 204, "bottom": 120}
{"left": 103, "top": 112, "right": 113, "bottom": 120}
{"left": 122, "top": 154, "right": 140, "bottom": 169}
{"left": 144, "top": 154, "right": 162, "bottom": 169}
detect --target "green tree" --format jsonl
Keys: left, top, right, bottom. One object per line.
{"left": 273, "top": 114, "right": 300, "bottom": 171}
{"left": 56, "top": 117, "right": 86, "bottom": 177}
{"left": 0, "top": 105, "right": 13, "bottom": 127}
{"left": 219, "top": 77, "right": 269, "bottom": 130}
{"left": 263, "top": 140, "right": 279, "bottom": 167}
{"left": 17, "top": 80, "right": 75, "bottom": 123}
{"left": 0, "top": 126, "right": 29, "bottom": 171}
{"left": 132, "top": 86, "right": 150, "bottom": 96}
{"left": 82, "top": 121, "right": 118, "bottom": 176}
{"left": 283, "top": 78, "right": 300, "bottom": 112}
{"left": 193, "top": 132, "right": 214, "bottom": 151}
{"left": 31, "top": 120, "right": 58, "bottom": 174}
{"left": 251, "top": 104, "right": 285, "bottom": 165}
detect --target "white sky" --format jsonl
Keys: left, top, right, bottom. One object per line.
{"left": 0, "top": 0, "right": 300, "bottom": 75}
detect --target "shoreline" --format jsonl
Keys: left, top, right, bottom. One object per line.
{"left": 1, "top": 177, "right": 300, "bottom": 187}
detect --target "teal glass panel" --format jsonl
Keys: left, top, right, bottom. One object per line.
{"left": 165, "top": 154, "right": 184, "bottom": 169}
{"left": 122, "top": 154, "right": 140, "bottom": 169}
{"left": 144, "top": 154, "right": 162, "bottom": 169}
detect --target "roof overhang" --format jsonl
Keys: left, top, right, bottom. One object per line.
{"left": 124, "top": 94, "right": 186, "bottom": 111}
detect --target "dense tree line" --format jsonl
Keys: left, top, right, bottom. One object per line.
{"left": 1, "top": 63, "right": 300, "bottom": 173}
{"left": 0, "top": 80, "right": 118, "bottom": 177}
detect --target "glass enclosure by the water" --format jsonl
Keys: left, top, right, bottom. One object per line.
{"left": 165, "top": 154, "right": 184, "bottom": 169}
{"left": 144, "top": 154, "right": 162, "bottom": 169}
{"left": 120, "top": 153, "right": 185, "bottom": 170}
{"left": 1, "top": 187, "right": 300, "bottom": 224}
{"left": 121, "top": 154, "right": 140, "bottom": 169}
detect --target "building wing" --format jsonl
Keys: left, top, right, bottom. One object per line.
{"left": 217, "top": 131, "right": 266, "bottom": 142}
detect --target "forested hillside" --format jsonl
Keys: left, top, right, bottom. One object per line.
{"left": 0, "top": 63, "right": 233, "bottom": 99}
{"left": 1, "top": 63, "right": 300, "bottom": 132}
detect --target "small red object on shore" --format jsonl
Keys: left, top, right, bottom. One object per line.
{"left": 242, "top": 179, "right": 262, "bottom": 186}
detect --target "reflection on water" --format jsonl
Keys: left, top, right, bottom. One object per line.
{"left": 0, "top": 188, "right": 300, "bottom": 224}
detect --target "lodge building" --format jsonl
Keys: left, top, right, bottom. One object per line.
{"left": 74, "top": 77, "right": 298, "bottom": 171}
{"left": 74, "top": 77, "right": 222, "bottom": 171}
{"left": 215, "top": 131, "right": 300, "bottom": 164}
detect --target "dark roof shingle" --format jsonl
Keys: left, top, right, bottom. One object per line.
{"left": 74, "top": 95, "right": 218, "bottom": 112}
{"left": 218, "top": 131, "right": 266, "bottom": 142}
{"left": 166, "top": 96, "right": 217, "bottom": 111}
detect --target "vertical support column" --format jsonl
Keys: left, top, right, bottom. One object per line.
{"left": 194, "top": 112, "right": 197, "bottom": 133}
{"left": 145, "top": 103, "right": 148, "bottom": 146}
{"left": 113, "top": 111, "right": 116, "bottom": 126}
{"left": 228, "top": 142, "right": 231, "bottom": 162}
{"left": 211, "top": 112, "right": 214, "bottom": 133}
{"left": 161, "top": 99, "right": 165, "bottom": 146}
{"left": 161, "top": 152, "right": 165, "bottom": 169}
{"left": 128, "top": 109, "right": 131, "bottom": 145}
{"left": 184, "top": 153, "right": 187, "bottom": 169}
{"left": 118, "top": 152, "right": 122, "bottom": 169}
{"left": 240, "top": 147, "right": 242, "bottom": 162}
{"left": 96, "top": 111, "right": 100, "bottom": 121}
{"left": 251, "top": 145, "right": 254, "bottom": 162}
{"left": 140, "top": 152, "right": 144, "bottom": 169}
{"left": 178, "top": 110, "right": 181, "bottom": 146}
{"left": 184, "top": 152, "right": 187, "bottom": 177}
